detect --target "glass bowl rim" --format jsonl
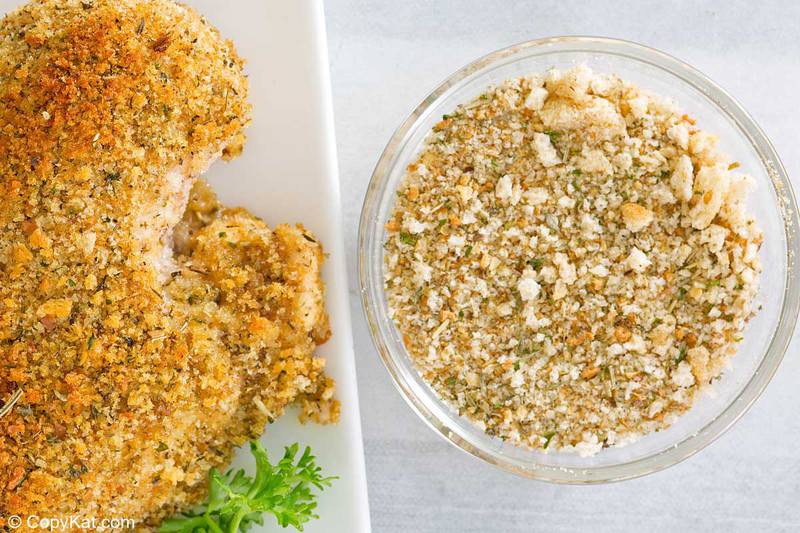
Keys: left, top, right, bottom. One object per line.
{"left": 358, "top": 35, "right": 800, "bottom": 483}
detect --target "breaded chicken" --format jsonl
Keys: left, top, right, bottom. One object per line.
{"left": 0, "top": 0, "right": 336, "bottom": 526}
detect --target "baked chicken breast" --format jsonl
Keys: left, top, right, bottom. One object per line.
{"left": 0, "top": 0, "right": 336, "bottom": 525}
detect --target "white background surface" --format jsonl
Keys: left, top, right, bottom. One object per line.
{"left": 325, "top": 1, "right": 800, "bottom": 531}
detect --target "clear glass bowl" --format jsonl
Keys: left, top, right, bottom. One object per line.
{"left": 358, "top": 37, "right": 800, "bottom": 483}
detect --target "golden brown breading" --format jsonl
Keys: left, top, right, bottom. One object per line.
{"left": 0, "top": 0, "right": 336, "bottom": 526}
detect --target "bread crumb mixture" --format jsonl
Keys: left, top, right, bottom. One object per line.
{"left": 383, "top": 66, "right": 762, "bottom": 455}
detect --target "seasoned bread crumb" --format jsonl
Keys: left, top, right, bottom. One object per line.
{"left": 383, "top": 66, "right": 762, "bottom": 454}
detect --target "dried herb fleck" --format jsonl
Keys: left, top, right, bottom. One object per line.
{"left": 675, "top": 346, "right": 688, "bottom": 364}
{"left": 544, "top": 130, "right": 561, "bottom": 143}
{"left": 398, "top": 232, "right": 417, "bottom": 246}
{"left": 152, "top": 33, "right": 171, "bottom": 52}
{"left": 542, "top": 431, "right": 557, "bottom": 449}
{"left": 528, "top": 257, "right": 543, "bottom": 270}
{"left": 0, "top": 389, "right": 24, "bottom": 419}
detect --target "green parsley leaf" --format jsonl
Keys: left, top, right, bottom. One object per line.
{"left": 160, "top": 441, "right": 335, "bottom": 533}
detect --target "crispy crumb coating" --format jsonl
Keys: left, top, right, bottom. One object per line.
{"left": 0, "top": 0, "right": 336, "bottom": 526}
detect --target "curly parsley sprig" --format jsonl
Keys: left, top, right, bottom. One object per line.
{"left": 160, "top": 441, "right": 336, "bottom": 533}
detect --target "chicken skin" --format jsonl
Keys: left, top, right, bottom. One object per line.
{"left": 0, "top": 0, "right": 336, "bottom": 526}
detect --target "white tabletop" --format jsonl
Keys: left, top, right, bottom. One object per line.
{"left": 325, "top": 1, "right": 800, "bottom": 531}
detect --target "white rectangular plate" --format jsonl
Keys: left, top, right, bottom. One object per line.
{"left": 0, "top": 0, "right": 371, "bottom": 531}
{"left": 183, "top": 1, "right": 371, "bottom": 532}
